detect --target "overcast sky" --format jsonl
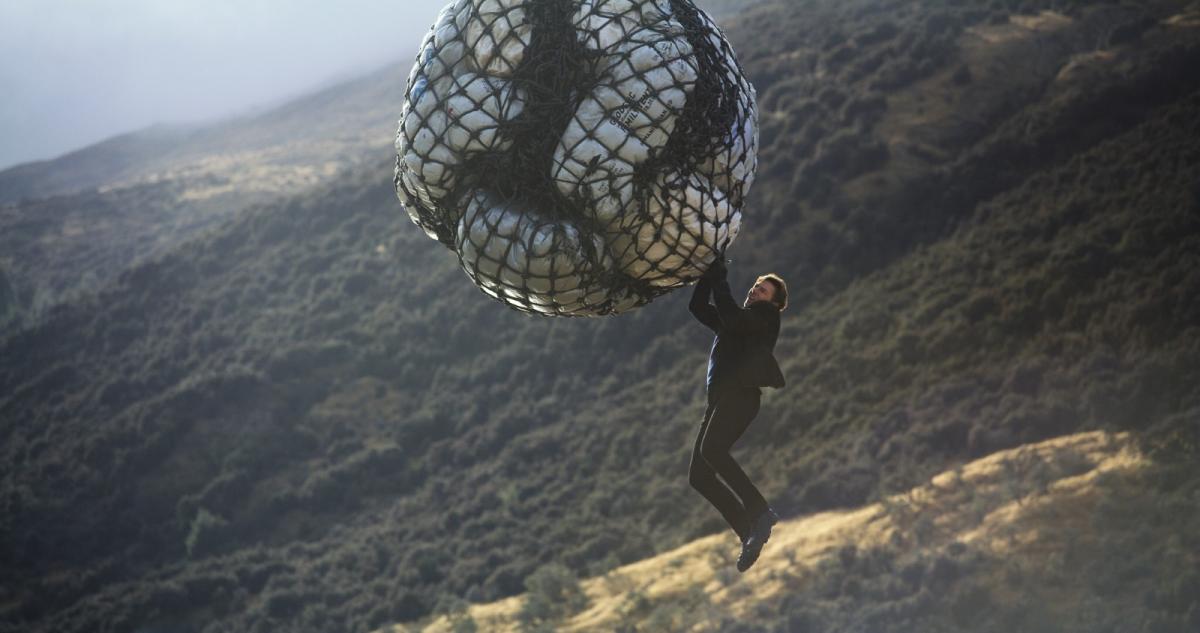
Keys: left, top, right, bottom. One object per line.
{"left": 0, "top": 0, "right": 449, "bottom": 170}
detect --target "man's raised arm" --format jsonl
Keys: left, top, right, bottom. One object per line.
{"left": 690, "top": 278, "right": 721, "bottom": 332}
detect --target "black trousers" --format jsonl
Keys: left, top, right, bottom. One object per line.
{"left": 688, "top": 385, "right": 769, "bottom": 542}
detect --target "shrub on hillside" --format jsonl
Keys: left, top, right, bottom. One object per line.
{"left": 517, "top": 563, "right": 588, "bottom": 631}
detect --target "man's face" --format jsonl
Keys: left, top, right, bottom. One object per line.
{"left": 745, "top": 278, "right": 777, "bottom": 308}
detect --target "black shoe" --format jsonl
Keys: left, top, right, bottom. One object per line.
{"left": 736, "top": 508, "right": 779, "bottom": 572}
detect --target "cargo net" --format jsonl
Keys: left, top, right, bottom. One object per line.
{"left": 395, "top": 0, "right": 757, "bottom": 316}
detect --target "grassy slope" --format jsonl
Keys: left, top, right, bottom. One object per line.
{"left": 1, "top": 1, "right": 1199, "bottom": 632}
{"left": 398, "top": 432, "right": 1200, "bottom": 633}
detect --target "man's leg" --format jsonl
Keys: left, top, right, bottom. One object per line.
{"left": 698, "top": 389, "right": 769, "bottom": 525}
{"left": 689, "top": 401, "right": 752, "bottom": 541}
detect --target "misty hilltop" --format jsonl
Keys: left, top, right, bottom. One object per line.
{"left": 2, "top": 1, "right": 1198, "bottom": 633}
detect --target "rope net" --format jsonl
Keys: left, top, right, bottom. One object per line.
{"left": 395, "top": 0, "right": 758, "bottom": 316}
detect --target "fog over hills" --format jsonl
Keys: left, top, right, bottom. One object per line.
{"left": 2, "top": 1, "right": 1198, "bottom": 632}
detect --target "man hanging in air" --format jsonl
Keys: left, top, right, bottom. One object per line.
{"left": 688, "top": 252, "right": 787, "bottom": 572}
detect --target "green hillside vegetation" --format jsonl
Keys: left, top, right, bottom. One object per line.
{"left": 1, "top": 0, "right": 1198, "bottom": 632}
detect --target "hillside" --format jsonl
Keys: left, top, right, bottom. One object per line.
{"left": 395, "top": 432, "right": 1200, "bottom": 633}
{"left": 2, "top": 1, "right": 1199, "bottom": 632}
{"left": 0, "top": 62, "right": 407, "bottom": 335}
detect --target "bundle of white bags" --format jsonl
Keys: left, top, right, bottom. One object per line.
{"left": 395, "top": 0, "right": 757, "bottom": 316}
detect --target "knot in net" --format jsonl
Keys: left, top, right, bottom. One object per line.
{"left": 395, "top": 0, "right": 758, "bottom": 316}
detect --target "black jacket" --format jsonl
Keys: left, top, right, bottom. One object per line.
{"left": 689, "top": 276, "right": 785, "bottom": 392}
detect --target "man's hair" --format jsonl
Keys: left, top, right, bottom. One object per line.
{"left": 757, "top": 274, "right": 788, "bottom": 311}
